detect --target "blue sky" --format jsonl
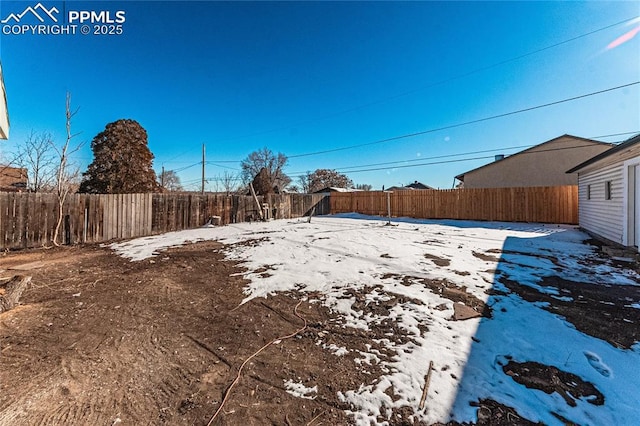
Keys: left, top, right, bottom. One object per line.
{"left": 1, "top": 1, "right": 639, "bottom": 191}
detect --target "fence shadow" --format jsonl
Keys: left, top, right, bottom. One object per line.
{"left": 446, "top": 231, "right": 634, "bottom": 425}
{"left": 330, "top": 212, "right": 571, "bottom": 234}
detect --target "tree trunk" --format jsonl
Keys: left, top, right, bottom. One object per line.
{"left": 0, "top": 275, "right": 31, "bottom": 314}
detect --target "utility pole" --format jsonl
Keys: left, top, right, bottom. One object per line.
{"left": 201, "top": 144, "right": 205, "bottom": 195}
{"left": 161, "top": 165, "right": 165, "bottom": 188}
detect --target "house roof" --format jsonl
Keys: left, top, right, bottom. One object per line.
{"left": 566, "top": 133, "right": 640, "bottom": 173}
{"left": 313, "top": 187, "right": 361, "bottom": 193}
{"left": 0, "top": 165, "right": 27, "bottom": 191}
{"left": 406, "top": 181, "right": 434, "bottom": 190}
{"left": 386, "top": 181, "right": 435, "bottom": 191}
{"left": 455, "top": 134, "right": 613, "bottom": 181}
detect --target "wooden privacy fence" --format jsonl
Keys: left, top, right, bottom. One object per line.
{"left": 0, "top": 192, "right": 329, "bottom": 249}
{"left": 330, "top": 186, "right": 578, "bottom": 225}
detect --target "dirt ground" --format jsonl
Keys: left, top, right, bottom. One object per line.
{"left": 0, "top": 240, "right": 638, "bottom": 425}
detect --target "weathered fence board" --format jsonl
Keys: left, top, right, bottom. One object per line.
{"left": 0, "top": 192, "right": 329, "bottom": 249}
{"left": 330, "top": 186, "right": 578, "bottom": 225}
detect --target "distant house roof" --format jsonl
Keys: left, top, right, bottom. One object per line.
{"left": 406, "top": 181, "right": 434, "bottom": 190}
{"left": 455, "top": 134, "right": 612, "bottom": 182}
{"left": 386, "top": 181, "right": 434, "bottom": 191}
{"left": 313, "top": 187, "right": 360, "bottom": 193}
{"left": 0, "top": 62, "right": 8, "bottom": 139}
{"left": 566, "top": 133, "right": 640, "bottom": 173}
{"left": 0, "top": 165, "right": 27, "bottom": 191}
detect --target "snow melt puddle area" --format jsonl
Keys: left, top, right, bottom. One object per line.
{"left": 111, "top": 214, "right": 640, "bottom": 425}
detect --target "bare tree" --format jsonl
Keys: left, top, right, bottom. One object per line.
{"left": 221, "top": 170, "right": 237, "bottom": 195}
{"left": 207, "top": 177, "right": 220, "bottom": 193}
{"left": 52, "top": 93, "right": 83, "bottom": 246}
{"left": 15, "top": 130, "right": 57, "bottom": 192}
{"left": 158, "top": 169, "right": 183, "bottom": 191}
{"left": 355, "top": 183, "right": 373, "bottom": 191}
{"left": 297, "top": 172, "right": 311, "bottom": 193}
{"left": 308, "top": 169, "right": 353, "bottom": 193}
{"left": 240, "top": 147, "right": 290, "bottom": 193}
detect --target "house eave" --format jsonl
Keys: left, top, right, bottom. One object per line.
{"left": 566, "top": 133, "right": 640, "bottom": 174}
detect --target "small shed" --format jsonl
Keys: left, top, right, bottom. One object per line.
{"left": 566, "top": 133, "right": 640, "bottom": 250}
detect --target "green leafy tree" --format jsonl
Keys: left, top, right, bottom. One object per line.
{"left": 79, "top": 119, "right": 160, "bottom": 193}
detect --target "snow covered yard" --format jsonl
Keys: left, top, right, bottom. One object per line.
{"left": 111, "top": 213, "right": 640, "bottom": 425}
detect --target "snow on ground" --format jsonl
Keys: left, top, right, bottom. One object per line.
{"left": 283, "top": 380, "right": 318, "bottom": 400}
{"left": 111, "top": 214, "right": 640, "bottom": 425}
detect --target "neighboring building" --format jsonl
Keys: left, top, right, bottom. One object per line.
{"left": 0, "top": 61, "right": 8, "bottom": 139}
{"left": 455, "top": 135, "right": 613, "bottom": 188}
{"left": 406, "top": 181, "right": 434, "bottom": 190}
{"left": 313, "top": 187, "right": 361, "bottom": 193}
{"left": 0, "top": 165, "right": 27, "bottom": 191}
{"left": 566, "top": 133, "right": 640, "bottom": 251}
{"left": 386, "top": 181, "right": 435, "bottom": 191}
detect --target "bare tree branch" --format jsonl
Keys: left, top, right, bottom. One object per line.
{"left": 221, "top": 171, "right": 237, "bottom": 195}
{"left": 14, "top": 130, "right": 57, "bottom": 192}
{"left": 52, "top": 92, "right": 84, "bottom": 246}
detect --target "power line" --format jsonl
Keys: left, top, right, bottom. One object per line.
{"left": 327, "top": 146, "right": 533, "bottom": 173}
{"left": 205, "top": 161, "right": 240, "bottom": 171}
{"left": 282, "top": 144, "right": 632, "bottom": 178}
{"left": 287, "top": 81, "right": 640, "bottom": 158}
{"left": 172, "top": 162, "right": 202, "bottom": 173}
{"left": 590, "top": 131, "right": 639, "bottom": 139}
{"left": 285, "top": 131, "right": 637, "bottom": 175}
{"left": 171, "top": 130, "right": 638, "bottom": 182}
{"left": 207, "top": 16, "right": 639, "bottom": 145}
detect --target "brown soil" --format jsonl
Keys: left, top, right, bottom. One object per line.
{"left": 0, "top": 243, "right": 354, "bottom": 425}
{"left": 0, "top": 242, "right": 460, "bottom": 425}
{"left": 381, "top": 273, "right": 490, "bottom": 318}
{"left": 502, "top": 360, "right": 604, "bottom": 407}
{"left": 424, "top": 253, "right": 451, "bottom": 267}
{"left": 499, "top": 275, "right": 640, "bottom": 349}
{"left": 1, "top": 241, "right": 638, "bottom": 425}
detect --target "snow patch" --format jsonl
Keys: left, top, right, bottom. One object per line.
{"left": 111, "top": 214, "right": 640, "bottom": 425}
{"left": 283, "top": 380, "right": 317, "bottom": 399}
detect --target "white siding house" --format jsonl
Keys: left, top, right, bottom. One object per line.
{"left": 567, "top": 134, "right": 640, "bottom": 250}
{"left": 0, "top": 61, "right": 8, "bottom": 139}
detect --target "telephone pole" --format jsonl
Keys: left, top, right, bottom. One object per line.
{"left": 201, "top": 144, "right": 206, "bottom": 195}
{"left": 161, "top": 165, "right": 165, "bottom": 188}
